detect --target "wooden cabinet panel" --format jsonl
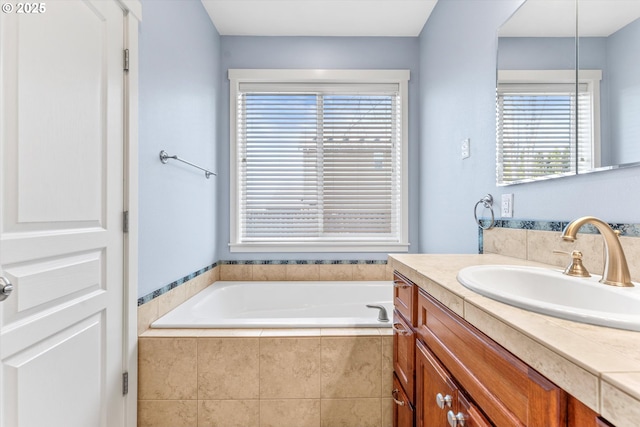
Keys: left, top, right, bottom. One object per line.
{"left": 393, "top": 310, "right": 415, "bottom": 403}
{"left": 392, "top": 374, "right": 415, "bottom": 427}
{"left": 393, "top": 272, "right": 416, "bottom": 325}
{"left": 416, "top": 340, "right": 457, "bottom": 427}
{"left": 416, "top": 289, "right": 566, "bottom": 427}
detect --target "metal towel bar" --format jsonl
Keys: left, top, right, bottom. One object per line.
{"left": 159, "top": 150, "right": 216, "bottom": 179}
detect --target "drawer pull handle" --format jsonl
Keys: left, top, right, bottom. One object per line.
{"left": 391, "top": 389, "right": 405, "bottom": 406}
{"left": 447, "top": 410, "right": 466, "bottom": 427}
{"left": 436, "top": 392, "right": 452, "bottom": 409}
{"left": 393, "top": 280, "right": 410, "bottom": 289}
{"left": 392, "top": 323, "right": 411, "bottom": 336}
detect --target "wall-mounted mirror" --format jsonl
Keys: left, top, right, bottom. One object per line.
{"left": 496, "top": 0, "right": 640, "bottom": 185}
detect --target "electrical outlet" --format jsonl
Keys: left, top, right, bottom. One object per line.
{"left": 501, "top": 193, "right": 513, "bottom": 218}
{"left": 461, "top": 138, "right": 470, "bottom": 159}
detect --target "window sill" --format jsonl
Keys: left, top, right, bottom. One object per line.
{"left": 229, "top": 242, "right": 410, "bottom": 253}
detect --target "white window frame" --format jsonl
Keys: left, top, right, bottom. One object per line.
{"left": 497, "top": 69, "right": 602, "bottom": 185}
{"left": 229, "top": 69, "right": 410, "bottom": 253}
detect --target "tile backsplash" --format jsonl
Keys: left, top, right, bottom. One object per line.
{"left": 482, "top": 219, "right": 640, "bottom": 282}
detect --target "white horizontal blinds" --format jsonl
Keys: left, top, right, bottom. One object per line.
{"left": 322, "top": 94, "right": 397, "bottom": 235}
{"left": 238, "top": 84, "right": 400, "bottom": 242}
{"left": 497, "top": 82, "right": 579, "bottom": 183}
{"left": 240, "top": 93, "right": 319, "bottom": 239}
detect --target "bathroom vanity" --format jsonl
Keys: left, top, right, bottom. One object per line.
{"left": 389, "top": 254, "right": 640, "bottom": 427}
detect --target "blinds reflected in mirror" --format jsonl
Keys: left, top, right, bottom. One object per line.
{"left": 496, "top": 70, "right": 601, "bottom": 185}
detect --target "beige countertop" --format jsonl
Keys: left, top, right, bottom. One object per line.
{"left": 389, "top": 253, "right": 640, "bottom": 427}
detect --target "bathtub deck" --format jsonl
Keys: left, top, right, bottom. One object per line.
{"left": 140, "top": 326, "right": 392, "bottom": 338}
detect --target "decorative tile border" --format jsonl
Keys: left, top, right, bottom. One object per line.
{"left": 478, "top": 218, "right": 640, "bottom": 253}
{"left": 137, "top": 263, "right": 218, "bottom": 306}
{"left": 138, "top": 259, "right": 388, "bottom": 306}
{"left": 220, "top": 259, "right": 388, "bottom": 265}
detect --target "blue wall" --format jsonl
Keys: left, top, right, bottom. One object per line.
{"left": 138, "top": 0, "right": 221, "bottom": 297}
{"left": 498, "top": 37, "right": 576, "bottom": 70}
{"left": 418, "top": 0, "right": 521, "bottom": 253}
{"left": 606, "top": 18, "right": 640, "bottom": 165}
{"left": 217, "top": 36, "right": 421, "bottom": 261}
{"left": 418, "top": 0, "right": 640, "bottom": 255}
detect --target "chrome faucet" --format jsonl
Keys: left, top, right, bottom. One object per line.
{"left": 366, "top": 304, "right": 389, "bottom": 322}
{"left": 561, "top": 216, "right": 634, "bottom": 287}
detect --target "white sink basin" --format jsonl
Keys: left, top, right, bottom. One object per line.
{"left": 457, "top": 265, "right": 640, "bottom": 331}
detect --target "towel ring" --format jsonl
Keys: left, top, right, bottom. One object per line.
{"left": 474, "top": 194, "right": 495, "bottom": 230}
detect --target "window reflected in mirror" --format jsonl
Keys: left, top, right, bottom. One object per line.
{"left": 496, "top": 70, "right": 600, "bottom": 184}
{"left": 496, "top": 0, "right": 640, "bottom": 185}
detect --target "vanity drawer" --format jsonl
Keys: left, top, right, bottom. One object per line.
{"left": 416, "top": 288, "right": 566, "bottom": 427}
{"left": 392, "top": 374, "right": 415, "bottom": 427}
{"left": 393, "top": 309, "right": 415, "bottom": 404}
{"left": 393, "top": 271, "right": 416, "bottom": 326}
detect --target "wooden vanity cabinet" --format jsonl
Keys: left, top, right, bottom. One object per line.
{"left": 392, "top": 269, "right": 579, "bottom": 427}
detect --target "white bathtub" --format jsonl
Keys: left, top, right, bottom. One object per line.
{"left": 151, "top": 280, "right": 393, "bottom": 328}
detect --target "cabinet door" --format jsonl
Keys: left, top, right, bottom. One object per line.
{"left": 416, "top": 340, "right": 457, "bottom": 427}
{"left": 392, "top": 375, "right": 415, "bottom": 427}
{"left": 394, "top": 310, "right": 415, "bottom": 403}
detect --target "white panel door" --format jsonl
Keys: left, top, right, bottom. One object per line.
{"left": 0, "top": 1, "right": 125, "bottom": 426}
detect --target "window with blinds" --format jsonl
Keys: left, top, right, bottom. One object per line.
{"left": 496, "top": 70, "right": 600, "bottom": 185}
{"left": 229, "top": 70, "right": 409, "bottom": 252}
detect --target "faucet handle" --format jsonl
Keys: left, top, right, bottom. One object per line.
{"left": 553, "top": 250, "right": 591, "bottom": 278}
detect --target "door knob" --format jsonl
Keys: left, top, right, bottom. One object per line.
{"left": 447, "top": 410, "right": 466, "bottom": 427}
{"left": 0, "top": 276, "right": 13, "bottom": 301}
{"left": 436, "top": 392, "right": 453, "bottom": 409}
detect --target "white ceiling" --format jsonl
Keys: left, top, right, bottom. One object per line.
{"left": 201, "top": 0, "right": 439, "bottom": 37}
{"left": 500, "top": 0, "right": 640, "bottom": 37}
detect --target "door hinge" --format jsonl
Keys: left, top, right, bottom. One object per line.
{"left": 123, "top": 49, "right": 129, "bottom": 72}
{"left": 122, "top": 371, "right": 129, "bottom": 395}
{"left": 123, "top": 211, "right": 129, "bottom": 233}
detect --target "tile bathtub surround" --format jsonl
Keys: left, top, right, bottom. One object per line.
{"left": 137, "top": 329, "right": 394, "bottom": 427}
{"left": 482, "top": 219, "right": 640, "bottom": 282}
{"left": 137, "top": 266, "right": 220, "bottom": 335}
{"left": 219, "top": 259, "right": 391, "bottom": 282}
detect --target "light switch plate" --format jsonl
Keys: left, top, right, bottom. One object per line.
{"left": 461, "top": 138, "right": 470, "bottom": 159}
